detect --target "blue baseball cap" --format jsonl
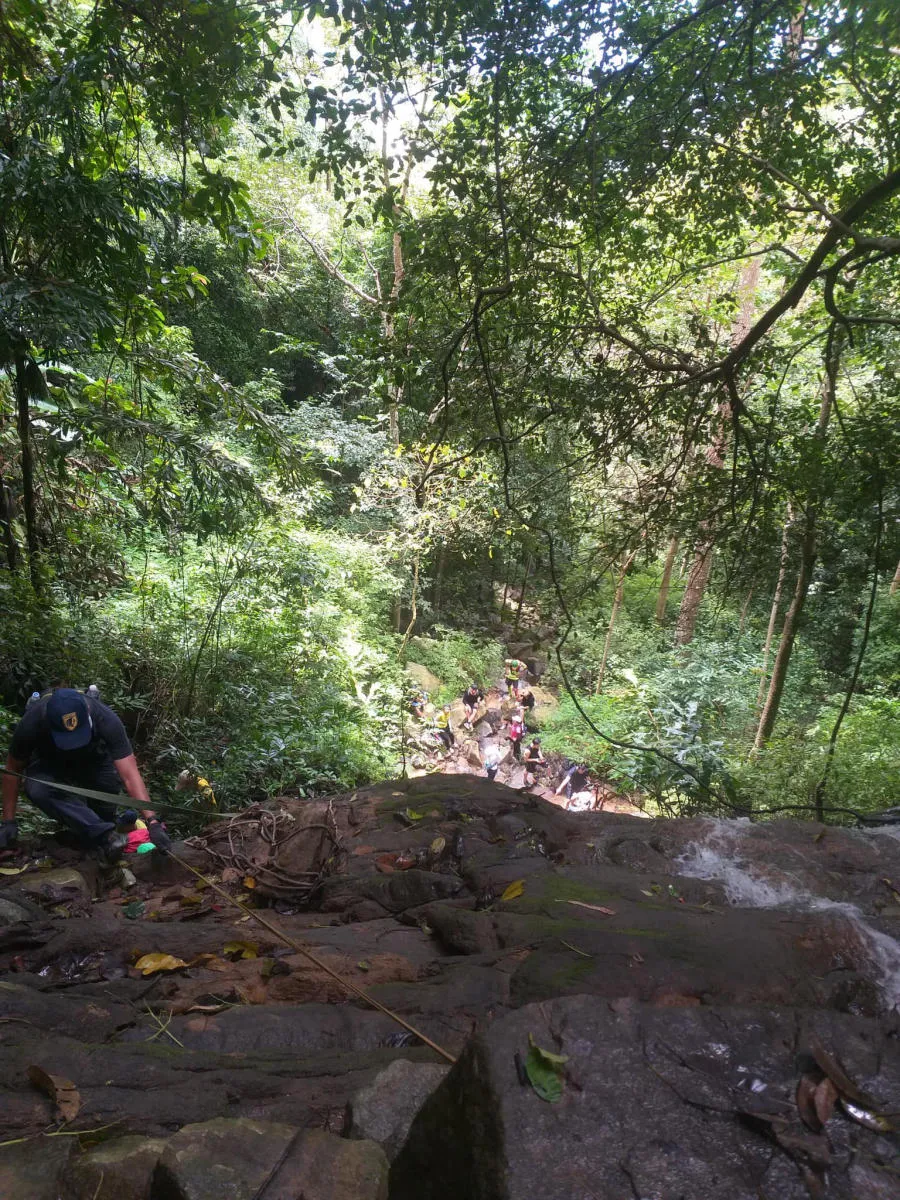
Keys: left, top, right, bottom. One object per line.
{"left": 46, "top": 689, "right": 93, "bottom": 750}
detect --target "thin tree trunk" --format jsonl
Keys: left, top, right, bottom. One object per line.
{"left": 500, "top": 552, "right": 511, "bottom": 616}
{"left": 432, "top": 544, "right": 447, "bottom": 616}
{"left": 753, "top": 511, "right": 817, "bottom": 751}
{"left": 512, "top": 555, "right": 531, "bottom": 636}
{"left": 596, "top": 551, "right": 636, "bottom": 693}
{"left": 754, "top": 507, "right": 793, "bottom": 714}
{"left": 655, "top": 537, "right": 679, "bottom": 624}
{"left": 813, "top": 497, "right": 882, "bottom": 820}
{"left": 890, "top": 558, "right": 900, "bottom": 596}
{"left": 13, "top": 352, "right": 39, "bottom": 591}
{"left": 0, "top": 468, "right": 18, "bottom": 571}
{"left": 738, "top": 586, "right": 755, "bottom": 634}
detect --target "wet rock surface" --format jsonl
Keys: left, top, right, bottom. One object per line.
{"left": 1, "top": 775, "right": 899, "bottom": 1197}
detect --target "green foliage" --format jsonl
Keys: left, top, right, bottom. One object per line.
{"left": 404, "top": 628, "right": 504, "bottom": 703}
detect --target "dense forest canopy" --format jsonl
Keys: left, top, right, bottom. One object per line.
{"left": 1, "top": 0, "right": 899, "bottom": 821}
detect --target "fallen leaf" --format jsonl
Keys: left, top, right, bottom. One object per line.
{"left": 179, "top": 894, "right": 202, "bottom": 907}
{"left": 797, "top": 1074, "right": 823, "bottom": 1131}
{"left": 500, "top": 879, "right": 525, "bottom": 902}
{"left": 808, "top": 1035, "right": 876, "bottom": 1108}
{"left": 429, "top": 836, "right": 446, "bottom": 856}
{"left": 221, "top": 867, "right": 242, "bottom": 884}
{"left": 356, "top": 960, "right": 370, "bottom": 972}
{"left": 27, "top": 1065, "right": 81, "bottom": 1122}
{"left": 223, "top": 940, "right": 258, "bottom": 960}
{"left": 404, "top": 808, "right": 424, "bottom": 821}
{"left": 0, "top": 865, "right": 29, "bottom": 875}
{"left": 523, "top": 1035, "right": 567, "bottom": 1103}
{"left": 242, "top": 876, "right": 256, "bottom": 889}
{"left": 558, "top": 900, "right": 616, "bottom": 916}
{"left": 813, "top": 1077, "right": 839, "bottom": 1126}
{"left": 121, "top": 900, "right": 144, "bottom": 920}
{"left": 134, "top": 953, "right": 188, "bottom": 976}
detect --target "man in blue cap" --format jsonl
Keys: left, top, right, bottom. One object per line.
{"left": 0, "top": 688, "right": 170, "bottom": 861}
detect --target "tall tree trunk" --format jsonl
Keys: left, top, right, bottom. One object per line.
{"left": 753, "top": 329, "right": 839, "bottom": 750}
{"left": 596, "top": 551, "right": 636, "bottom": 693}
{"left": 13, "top": 352, "right": 39, "bottom": 591}
{"left": 890, "top": 558, "right": 900, "bottom": 596}
{"left": 655, "top": 537, "right": 679, "bottom": 624}
{"left": 675, "top": 541, "right": 714, "bottom": 645}
{"left": 754, "top": 507, "right": 793, "bottom": 714}
{"left": 675, "top": 261, "right": 761, "bottom": 646}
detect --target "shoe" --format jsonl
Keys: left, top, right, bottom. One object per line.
{"left": 95, "top": 830, "right": 127, "bottom": 866}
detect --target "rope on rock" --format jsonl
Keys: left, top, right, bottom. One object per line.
{"left": 1, "top": 767, "right": 457, "bottom": 1064}
{"left": 167, "top": 847, "right": 458, "bottom": 1065}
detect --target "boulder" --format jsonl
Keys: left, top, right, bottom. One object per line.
{"left": 63, "top": 1135, "right": 168, "bottom": 1200}
{"left": 391, "top": 997, "right": 900, "bottom": 1200}
{"left": 0, "top": 891, "right": 46, "bottom": 925}
{"left": 18, "top": 866, "right": 91, "bottom": 905}
{"left": 151, "top": 1118, "right": 297, "bottom": 1200}
{"left": 404, "top": 662, "right": 443, "bottom": 696}
{"left": 347, "top": 1059, "right": 450, "bottom": 1160}
{"left": 261, "top": 1128, "right": 389, "bottom": 1200}
{"left": 0, "top": 1133, "right": 75, "bottom": 1200}
{"left": 152, "top": 1119, "right": 388, "bottom": 1200}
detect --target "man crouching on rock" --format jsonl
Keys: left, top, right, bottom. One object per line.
{"left": 0, "top": 688, "right": 170, "bottom": 863}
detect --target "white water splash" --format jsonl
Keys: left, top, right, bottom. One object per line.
{"left": 677, "top": 820, "right": 900, "bottom": 1012}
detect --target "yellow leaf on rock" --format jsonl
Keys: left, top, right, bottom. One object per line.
{"left": 243, "top": 876, "right": 256, "bottom": 890}
{"left": 134, "top": 953, "right": 188, "bottom": 976}
{"left": 500, "top": 879, "right": 525, "bottom": 902}
{"left": 223, "top": 940, "right": 258, "bottom": 960}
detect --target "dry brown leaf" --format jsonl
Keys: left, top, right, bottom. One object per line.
{"left": 134, "top": 953, "right": 188, "bottom": 976}
{"left": 808, "top": 1035, "right": 876, "bottom": 1107}
{"left": 27, "top": 1065, "right": 81, "bottom": 1123}
{"left": 560, "top": 900, "right": 616, "bottom": 916}
{"left": 796, "top": 1074, "right": 823, "bottom": 1132}
{"left": 242, "top": 876, "right": 256, "bottom": 889}
{"left": 813, "top": 1077, "right": 839, "bottom": 1126}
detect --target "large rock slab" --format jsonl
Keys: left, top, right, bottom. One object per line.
{"left": 391, "top": 997, "right": 900, "bottom": 1200}
{"left": 347, "top": 1059, "right": 450, "bottom": 1160}
{"left": 0, "top": 1133, "right": 75, "bottom": 1200}
{"left": 261, "top": 1128, "right": 389, "bottom": 1200}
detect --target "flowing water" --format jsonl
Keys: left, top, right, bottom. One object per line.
{"left": 676, "top": 819, "right": 900, "bottom": 1012}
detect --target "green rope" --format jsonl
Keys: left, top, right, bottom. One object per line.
{"left": 1, "top": 767, "right": 231, "bottom": 820}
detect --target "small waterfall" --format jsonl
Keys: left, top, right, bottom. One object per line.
{"left": 677, "top": 820, "right": 900, "bottom": 1012}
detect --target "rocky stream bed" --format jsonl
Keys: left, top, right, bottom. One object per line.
{"left": 1, "top": 775, "right": 899, "bottom": 1199}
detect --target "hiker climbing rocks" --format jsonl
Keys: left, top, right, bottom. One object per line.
{"left": 461, "top": 683, "right": 485, "bottom": 725}
{"left": 483, "top": 744, "right": 501, "bottom": 782}
{"left": 504, "top": 657, "right": 528, "bottom": 699}
{"left": 434, "top": 705, "right": 455, "bottom": 751}
{"left": 0, "top": 687, "right": 170, "bottom": 862}
{"left": 507, "top": 713, "right": 526, "bottom": 760}
{"left": 522, "top": 737, "right": 546, "bottom": 787}
{"left": 518, "top": 683, "right": 536, "bottom": 721}
{"left": 555, "top": 761, "right": 595, "bottom": 810}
